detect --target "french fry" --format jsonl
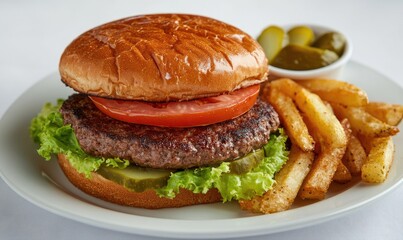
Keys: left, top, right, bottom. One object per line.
{"left": 271, "top": 78, "right": 347, "bottom": 148}
{"left": 299, "top": 145, "right": 346, "bottom": 200}
{"left": 361, "top": 137, "right": 395, "bottom": 183}
{"left": 298, "top": 79, "right": 368, "bottom": 107}
{"left": 365, "top": 102, "right": 403, "bottom": 126}
{"left": 239, "top": 196, "right": 263, "bottom": 213}
{"left": 356, "top": 134, "right": 374, "bottom": 155}
{"left": 342, "top": 134, "right": 367, "bottom": 175}
{"left": 340, "top": 118, "right": 352, "bottom": 143}
{"left": 333, "top": 162, "right": 352, "bottom": 183}
{"left": 299, "top": 119, "right": 349, "bottom": 199}
{"left": 331, "top": 103, "right": 399, "bottom": 138}
{"left": 259, "top": 145, "right": 314, "bottom": 213}
{"left": 239, "top": 145, "right": 314, "bottom": 213}
{"left": 269, "top": 78, "right": 305, "bottom": 99}
{"left": 334, "top": 119, "right": 353, "bottom": 183}
{"left": 265, "top": 86, "right": 315, "bottom": 151}
{"left": 300, "top": 112, "right": 322, "bottom": 154}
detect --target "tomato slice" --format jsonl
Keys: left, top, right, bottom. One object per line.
{"left": 89, "top": 84, "right": 260, "bottom": 128}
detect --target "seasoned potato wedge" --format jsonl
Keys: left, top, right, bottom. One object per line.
{"left": 299, "top": 145, "right": 346, "bottom": 200}
{"left": 365, "top": 102, "right": 403, "bottom": 126}
{"left": 298, "top": 79, "right": 368, "bottom": 107}
{"left": 361, "top": 137, "right": 395, "bottom": 183}
{"left": 333, "top": 162, "right": 352, "bottom": 183}
{"left": 331, "top": 104, "right": 399, "bottom": 138}
{"left": 265, "top": 86, "right": 315, "bottom": 151}
{"left": 238, "top": 196, "right": 263, "bottom": 213}
{"left": 259, "top": 146, "right": 314, "bottom": 213}
{"left": 343, "top": 134, "right": 367, "bottom": 175}
{"left": 356, "top": 134, "right": 374, "bottom": 155}
{"left": 299, "top": 119, "right": 349, "bottom": 199}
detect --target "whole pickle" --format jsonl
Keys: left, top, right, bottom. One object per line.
{"left": 271, "top": 44, "right": 339, "bottom": 70}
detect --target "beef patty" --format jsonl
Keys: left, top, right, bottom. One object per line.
{"left": 60, "top": 94, "right": 280, "bottom": 169}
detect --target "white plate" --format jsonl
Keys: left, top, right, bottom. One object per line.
{"left": 0, "top": 61, "right": 402, "bottom": 239}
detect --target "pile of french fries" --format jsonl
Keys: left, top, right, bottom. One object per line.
{"left": 240, "top": 78, "right": 403, "bottom": 214}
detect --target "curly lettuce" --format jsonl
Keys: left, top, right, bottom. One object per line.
{"left": 156, "top": 129, "right": 289, "bottom": 201}
{"left": 30, "top": 100, "right": 129, "bottom": 178}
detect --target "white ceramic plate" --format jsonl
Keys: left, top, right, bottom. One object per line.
{"left": 0, "top": 61, "right": 402, "bottom": 239}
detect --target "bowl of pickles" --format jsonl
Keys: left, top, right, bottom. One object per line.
{"left": 257, "top": 24, "right": 352, "bottom": 80}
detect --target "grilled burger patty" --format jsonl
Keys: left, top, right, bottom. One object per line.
{"left": 60, "top": 94, "right": 280, "bottom": 169}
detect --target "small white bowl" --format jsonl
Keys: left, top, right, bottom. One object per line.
{"left": 268, "top": 24, "right": 353, "bottom": 80}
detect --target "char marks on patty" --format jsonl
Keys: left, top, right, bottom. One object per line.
{"left": 60, "top": 94, "right": 279, "bottom": 169}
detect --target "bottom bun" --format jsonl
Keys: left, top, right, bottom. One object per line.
{"left": 58, "top": 154, "right": 222, "bottom": 209}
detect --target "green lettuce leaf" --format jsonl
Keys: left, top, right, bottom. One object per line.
{"left": 156, "top": 129, "right": 289, "bottom": 202}
{"left": 30, "top": 100, "right": 129, "bottom": 178}
{"left": 31, "top": 100, "right": 289, "bottom": 201}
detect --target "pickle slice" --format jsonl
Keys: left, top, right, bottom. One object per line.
{"left": 97, "top": 147, "right": 266, "bottom": 191}
{"left": 97, "top": 165, "right": 172, "bottom": 192}
{"left": 257, "top": 26, "right": 287, "bottom": 62}
{"left": 229, "top": 149, "right": 265, "bottom": 174}
{"left": 288, "top": 26, "right": 315, "bottom": 46}
{"left": 271, "top": 44, "right": 339, "bottom": 70}
{"left": 313, "top": 32, "right": 346, "bottom": 56}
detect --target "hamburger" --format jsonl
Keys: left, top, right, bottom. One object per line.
{"left": 30, "top": 14, "right": 288, "bottom": 209}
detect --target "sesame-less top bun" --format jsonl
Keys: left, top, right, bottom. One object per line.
{"left": 59, "top": 14, "right": 268, "bottom": 101}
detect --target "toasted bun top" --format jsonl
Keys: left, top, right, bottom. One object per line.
{"left": 59, "top": 14, "right": 268, "bottom": 101}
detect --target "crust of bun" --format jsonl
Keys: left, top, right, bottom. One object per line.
{"left": 57, "top": 154, "right": 222, "bottom": 209}
{"left": 59, "top": 14, "right": 268, "bottom": 101}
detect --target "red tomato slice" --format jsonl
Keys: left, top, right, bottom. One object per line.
{"left": 89, "top": 84, "right": 260, "bottom": 127}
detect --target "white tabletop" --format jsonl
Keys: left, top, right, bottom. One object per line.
{"left": 1, "top": 0, "right": 403, "bottom": 239}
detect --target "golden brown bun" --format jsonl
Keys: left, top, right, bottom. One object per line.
{"left": 59, "top": 14, "right": 268, "bottom": 101}
{"left": 57, "top": 154, "right": 222, "bottom": 209}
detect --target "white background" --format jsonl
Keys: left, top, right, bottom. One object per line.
{"left": 1, "top": 0, "right": 403, "bottom": 239}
